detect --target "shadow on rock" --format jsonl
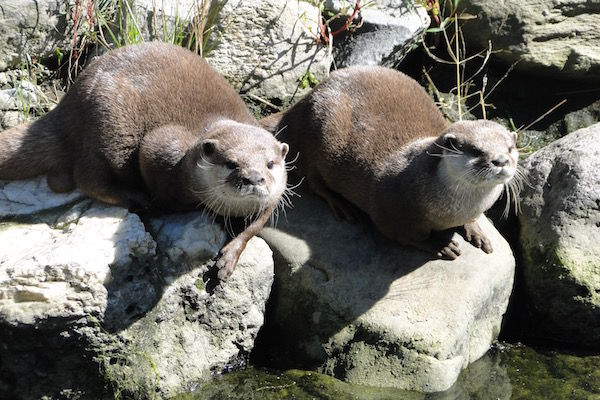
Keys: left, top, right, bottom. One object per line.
{"left": 255, "top": 190, "right": 516, "bottom": 393}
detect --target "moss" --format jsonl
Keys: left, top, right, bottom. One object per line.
{"left": 173, "top": 368, "right": 423, "bottom": 400}
{"left": 173, "top": 345, "right": 600, "bottom": 399}
{"left": 501, "top": 345, "right": 600, "bottom": 399}
{"left": 521, "top": 229, "right": 600, "bottom": 345}
{"left": 194, "top": 279, "right": 205, "bottom": 292}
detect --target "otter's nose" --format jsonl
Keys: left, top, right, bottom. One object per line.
{"left": 242, "top": 174, "right": 265, "bottom": 186}
{"left": 492, "top": 156, "right": 509, "bottom": 167}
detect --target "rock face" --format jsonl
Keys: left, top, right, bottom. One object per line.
{"left": 0, "top": 178, "right": 274, "bottom": 399}
{"left": 459, "top": 0, "right": 600, "bottom": 81}
{"left": 259, "top": 193, "right": 515, "bottom": 393}
{"left": 205, "top": 0, "right": 331, "bottom": 114}
{"left": 0, "top": 0, "right": 81, "bottom": 71}
{"left": 519, "top": 123, "right": 600, "bottom": 347}
{"left": 328, "top": 1, "right": 430, "bottom": 68}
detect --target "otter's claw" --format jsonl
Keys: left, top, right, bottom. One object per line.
{"left": 462, "top": 222, "right": 493, "bottom": 254}
{"left": 437, "top": 239, "right": 462, "bottom": 259}
{"left": 215, "top": 238, "right": 244, "bottom": 281}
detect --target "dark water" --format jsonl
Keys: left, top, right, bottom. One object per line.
{"left": 174, "top": 343, "right": 600, "bottom": 400}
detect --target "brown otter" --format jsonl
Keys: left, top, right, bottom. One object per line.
{"left": 262, "top": 65, "right": 520, "bottom": 258}
{"left": 0, "top": 42, "right": 289, "bottom": 280}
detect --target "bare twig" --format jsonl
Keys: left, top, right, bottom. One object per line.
{"left": 518, "top": 99, "right": 567, "bottom": 132}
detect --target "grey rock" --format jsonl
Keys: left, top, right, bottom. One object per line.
{"left": 329, "top": 2, "right": 430, "bottom": 68}
{"left": 0, "top": 176, "right": 84, "bottom": 216}
{"left": 206, "top": 0, "right": 331, "bottom": 114}
{"left": 0, "top": 179, "right": 275, "bottom": 398}
{"left": 0, "top": 0, "right": 78, "bottom": 71}
{"left": 459, "top": 0, "right": 600, "bottom": 81}
{"left": 519, "top": 123, "right": 600, "bottom": 347}
{"left": 521, "top": 100, "right": 600, "bottom": 155}
{"left": 0, "top": 110, "right": 26, "bottom": 128}
{"left": 259, "top": 192, "right": 515, "bottom": 392}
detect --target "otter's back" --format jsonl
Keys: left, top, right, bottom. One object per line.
{"left": 311, "top": 66, "right": 447, "bottom": 165}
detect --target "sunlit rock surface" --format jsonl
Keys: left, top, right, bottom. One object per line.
{"left": 260, "top": 192, "right": 515, "bottom": 392}
{"left": 0, "top": 179, "right": 274, "bottom": 399}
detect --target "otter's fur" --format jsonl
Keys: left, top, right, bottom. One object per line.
{"left": 263, "top": 66, "right": 519, "bottom": 258}
{"left": 0, "top": 42, "right": 289, "bottom": 279}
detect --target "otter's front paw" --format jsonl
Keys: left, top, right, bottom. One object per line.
{"left": 462, "top": 221, "right": 493, "bottom": 253}
{"left": 215, "top": 239, "right": 243, "bottom": 281}
{"left": 437, "top": 239, "right": 462, "bottom": 259}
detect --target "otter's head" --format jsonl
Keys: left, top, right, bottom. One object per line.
{"left": 191, "top": 121, "right": 289, "bottom": 218}
{"left": 434, "top": 120, "right": 518, "bottom": 187}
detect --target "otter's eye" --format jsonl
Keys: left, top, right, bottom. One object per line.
{"left": 466, "top": 145, "right": 483, "bottom": 157}
{"left": 267, "top": 160, "right": 274, "bottom": 169}
{"left": 225, "top": 161, "right": 238, "bottom": 170}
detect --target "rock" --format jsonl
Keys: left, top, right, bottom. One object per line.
{"left": 459, "top": 0, "right": 600, "bottom": 81}
{"left": 205, "top": 0, "right": 331, "bottom": 115}
{"left": 0, "top": 110, "right": 26, "bottom": 128}
{"left": 521, "top": 100, "right": 600, "bottom": 154}
{"left": 0, "top": 0, "right": 82, "bottom": 71}
{"left": 327, "top": 1, "right": 430, "bottom": 68}
{"left": 0, "top": 179, "right": 275, "bottom": 398}
{"left": 0, "top": 66, "right": 63, "bottom": 129}
{"left": 259, "top": 192, "right": 515, "bottom": 392}
{"left": 519, "top": 123, "right": 600, "bottom": 347}
{"left": 0, "top": 176, "right": 84, "bottom": 216}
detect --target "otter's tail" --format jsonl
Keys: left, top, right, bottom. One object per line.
{"left": 0, "top": 115, "right": 67, "bottom": 180}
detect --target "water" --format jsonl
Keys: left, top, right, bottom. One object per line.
{"left": 174, "top": 343, "right": 600, "bottom": 399}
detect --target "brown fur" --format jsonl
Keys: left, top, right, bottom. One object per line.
{"left": 263, "top": 66, "right": 519, "bottom": 258}
{"left": 0, "top": 42, "right": 289, "bottom": 279}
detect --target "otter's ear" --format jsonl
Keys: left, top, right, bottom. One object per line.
{"left": 443, "top": 133, "right": 457, "bottom": 144}
{"left": 201, "top": 139, "right": 218, "bottom": 156}
{"left": 280, "top": 143, "right": 289, "bottom": 159}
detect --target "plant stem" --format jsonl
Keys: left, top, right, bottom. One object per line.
{"left": 455, "top": 17, "right": 461, "bottom": 120}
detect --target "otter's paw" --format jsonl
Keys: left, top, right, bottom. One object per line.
{"left": 463, "top": 222, "right": 493, "bottom": 254}
{"left": 437, "top": 239, "right": 462, "bottom": 260}
{"left": 215, "top": 240, "right": 243, "bottom": 281}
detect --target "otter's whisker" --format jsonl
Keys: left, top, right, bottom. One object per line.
{"left": 274, "top": 124, "right": 288, "bottom": 138}
{"left": 433, "top": 141, "right": 464, "bottom": 155}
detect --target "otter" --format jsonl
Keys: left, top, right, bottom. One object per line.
{"left": 262, "top": 66, "right": 519, "bottom": 258}
{"left": 0, "top": 42, "right": 289, "bottom": 280}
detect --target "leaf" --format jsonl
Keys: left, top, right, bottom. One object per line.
{"left": 458, "top": 12, "right": 477, "bottom": 20}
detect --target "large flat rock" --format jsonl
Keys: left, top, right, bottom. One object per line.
{"left": 0, "top": 178, "right": 274, "bottom": 399}
{"left": 259, "top": 193, "right": 515, "bottom": 392}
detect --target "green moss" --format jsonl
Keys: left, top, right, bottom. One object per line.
{"left": 173, "top": 368, "right": 423, "bottom": 400}
{"left": 502, "top": 345, "right": 600, "bottom": 399}
{"left": 194, "top": 279, "right": 205, "bottom": 292}
{"left": 173, "top": 344, "right": 600, "bottom": 400}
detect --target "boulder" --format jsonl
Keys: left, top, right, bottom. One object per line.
{"left": 205, "top": 0, "right": 331, "bottom": 114}
{"left": 259, "top": 192, "right": 515, "bottom": 392}
{"left": 522, "top": 100, "right": 600, "bottom": 154}
{"left": 0, "top": 58, "right": 63, "bottom": 129}
{"left": 0, "top": 0, "right": 83, "bottom": 71}
{"left": 326, "top": 1, "right": 430, "bottom": 68}
{"left": 519, "top": 123, "right": 600, "bottom": 347}
{"left": 459, "top": 0, "right": 600, "bottom": 81}
{"left": 0, "top": 178, "right": 274, "bottom": 398}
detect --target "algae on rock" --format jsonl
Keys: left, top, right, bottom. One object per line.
{"left": 519, "top": 123, "right": 600, "bottom": 347}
